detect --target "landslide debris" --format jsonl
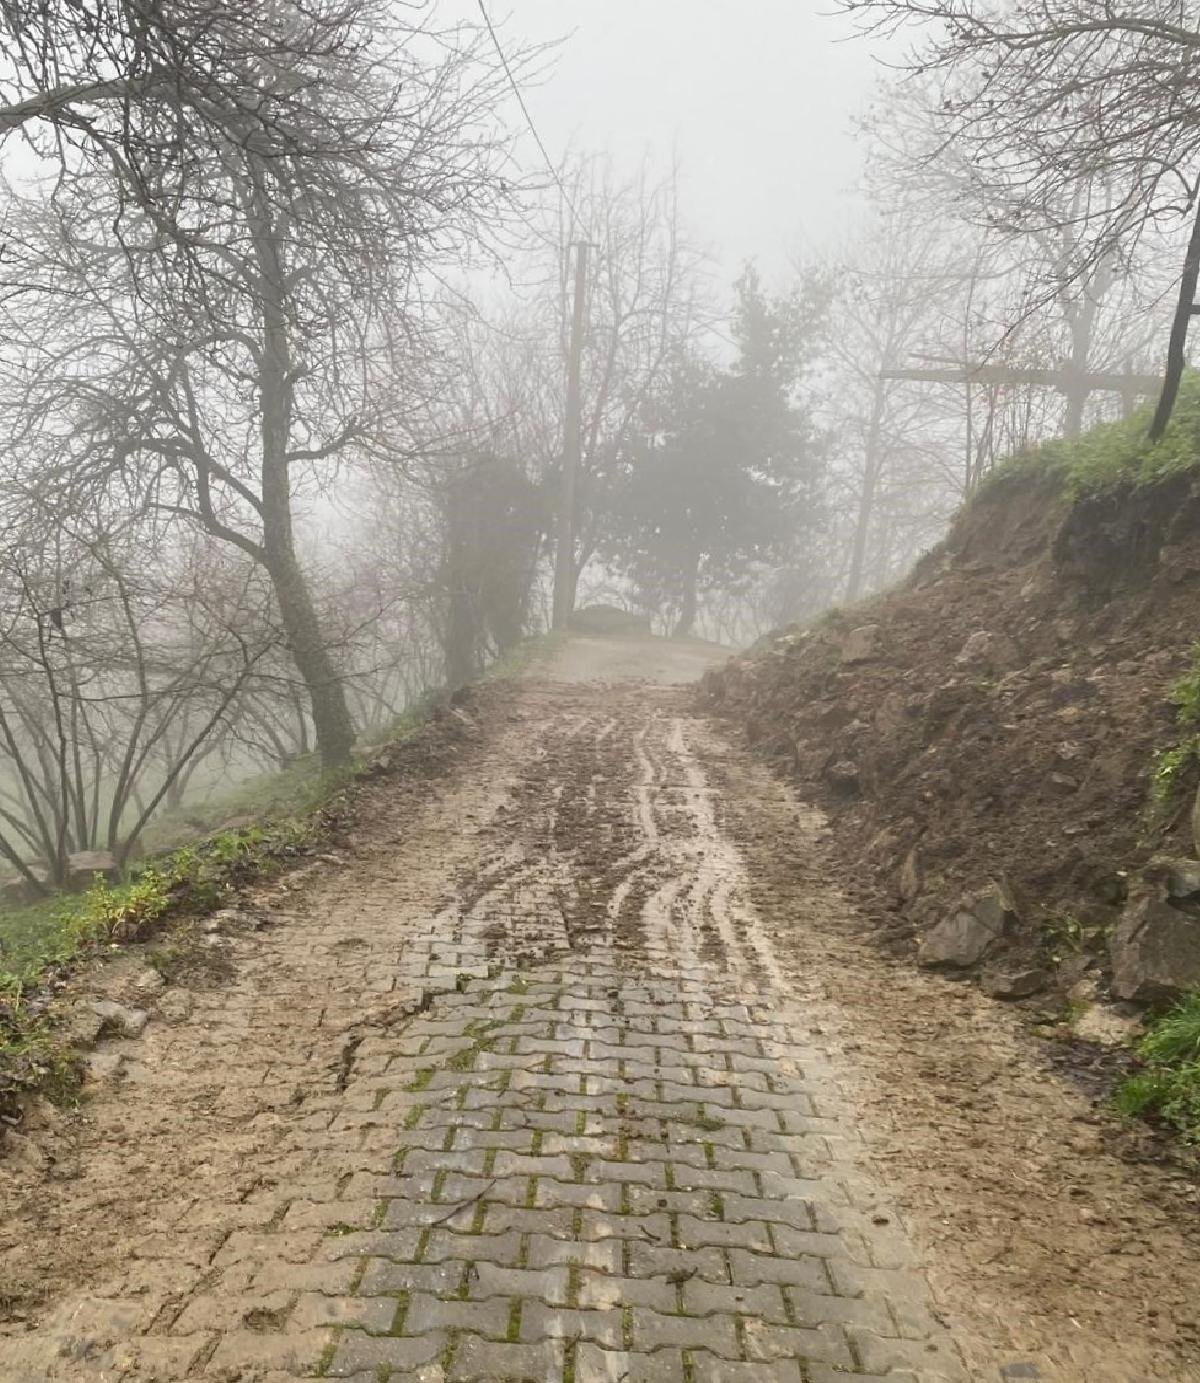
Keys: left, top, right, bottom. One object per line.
{"left": 702, "top": 424, "right": 1200, "bottom": 1014}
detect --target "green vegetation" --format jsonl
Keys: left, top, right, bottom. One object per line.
{"left": 1116, "top": 992, "right": 1200, "bottom": 1141}
{"left": 1041, "top": 911, "right": 1085, "bottom": 967}
{"left": 0, "top": 821, "right": 311, "bottom": 995}
{"left": 978, "top": 371, "right": 1200, "bottom": 502}
{"left": 1142, "top": 642, "right": 1200, "bottom": 833}
{"left": 0, "top": 678, "right": 462, "bottom": 990}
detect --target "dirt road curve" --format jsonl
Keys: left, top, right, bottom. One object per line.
{"left": 4, "top": 636, "right": 1200, "bottom": 1382}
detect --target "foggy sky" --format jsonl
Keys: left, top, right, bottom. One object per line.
{"left": 475, "top": 1, "right": 891, "bottom": 278}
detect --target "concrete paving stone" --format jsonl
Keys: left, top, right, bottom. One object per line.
{"left": 742, "top": 1318, "right": 857, "bottom": 1368}
{"left": 846, "top": 1326, "right": 971, "bottom": 1380}
{"left": 421, "top": 1228, "right": 525, "bottom": 1266}
{"left": 319, "top": 1228, "right": 422, "bottom": 1261}
{"left": 573, "top": 1343, "right": 686, "bottom": 1382}
{"left": 404, "top": 1291, "right": 511, "bottom": 1338}
{"left": 727, "top": 1247, "right": 833, "bottom": 1292}
{"left": 526, "top": 1233, "right": 623, "bottom": 1273}
{"left": 629, "top": 1306, "right": 741, "bottom": 1358}
{"left": 448, "top": 1333, "right": 564, "bottom": 1380}
{"left": 357, "top": 1257, "right": 468, "bottom": 1296}
{"left": 289, "top": 1292, "right": 399, "bottom": 1332}
{"left": 205, "top": 1328, "right": 334, "bottom": 1375}
{"left": 682, "top": 1278, "right": 789, "bottom": 1322}
{"left": 690, "top": 1355, "right": 805, "bottom": 1383}
{"left": 325, "top": 1330, "right": 449, "bottom": 1377}
{"left": 466, "top": 1260, "right": 571, "bottom": 1304}
{"left": 676, "top": 1212, "right": 773, "bottom": 1252}
{"left": 520, "top": 1299, "right": 624, "bottom": 1347}
{"left": 576, "top": 1270, "right": 678, "bottom": 1312}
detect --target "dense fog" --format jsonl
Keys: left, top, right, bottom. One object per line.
{"left": 0, "top": 0, "right": 1190, "bottom": 892}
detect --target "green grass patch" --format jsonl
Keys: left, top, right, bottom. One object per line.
{"left": 0, "top": 896, "right": 75, "bottom": 981}
{"left": 0, "top": 625, "right": 555, "bottom": 1119}
{"left": 977, "top": 372, "right": 1200, "bottom": 501}
{"left": 1141, "top": 642, "right": 1200, "bottom": 834}
{"left": 0, "top": 822, "right": 311, "bottom": 995}
{"left": 1116, "top": 992, "right": 1200, "bottom": 1140}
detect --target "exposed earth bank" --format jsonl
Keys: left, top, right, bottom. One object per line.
{"left": 701, "top": 465, "right": 1200, "bottom": 1026}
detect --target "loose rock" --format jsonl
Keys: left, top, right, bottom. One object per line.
{"left": 918, "top": 883, "right": 1017, "bottom": 969}
{"left": 839, "top": 623, "right": 881, "bottom": 664}
{"left": 88, "top": 1000, "right": 148, "bottom": 1039}
{"left": 1110, "top": 888, "right": 1200, "bottom": 1004}
{"left": 980, "top": 966, "right": 1048, "bottom": 999}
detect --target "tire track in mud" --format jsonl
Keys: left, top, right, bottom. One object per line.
{"left": 446, "top": 688, "right": 783, "bottom": 992}
{"left": 8, "top": 650, "right": 1200, "bottom": 1382}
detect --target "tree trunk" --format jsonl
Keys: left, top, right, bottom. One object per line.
{"left": 845, "top": 379, "right": 887, "bottom": 603}
{"left": 1062, "top": 371, "right": 1087, "bottom": 441}
{"left": 1150, "top": 199, "right": 1200, "bottom": 442}
{"left": 672, "top": 552, "right": 700, "bottom": 639}
{"left": 268, "top": 546, "right": 356, "bottom": 770}
{"left": 251, "top": 171, "right": 355, "bottom": 770}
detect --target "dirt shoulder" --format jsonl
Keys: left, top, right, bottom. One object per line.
{"left": 709, "top": 734, "right": 1200, "bottom": 1378}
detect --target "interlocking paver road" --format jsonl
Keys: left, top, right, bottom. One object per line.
{"left": 4, "top": 640, "right": 994, "bottom": 1381}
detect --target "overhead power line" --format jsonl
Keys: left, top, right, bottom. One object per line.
{"left": 475, "top": 0, "right": 585, "bottom": 239}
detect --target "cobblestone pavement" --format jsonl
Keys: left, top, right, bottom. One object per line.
{"left": 0, "top": 642, "right": 1170, "bottom": 1381}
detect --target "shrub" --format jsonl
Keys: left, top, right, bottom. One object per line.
{"left": 1117, "top": 992, "right": 1200, "bottom": 1141}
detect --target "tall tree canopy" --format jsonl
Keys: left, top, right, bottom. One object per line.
{"left": 609, "top": 269, "right": 829, "bottom": 636}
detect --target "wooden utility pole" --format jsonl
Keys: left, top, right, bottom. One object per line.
{"left": 552, "top": 241, "right": 589, "bottom": 631}
{"left": 881, "top": 360, "right": 1162, "bottom": 439}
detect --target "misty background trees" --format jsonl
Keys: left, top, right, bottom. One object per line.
{"left": 0, "top": 0, "right": 1192, "bottom": 896}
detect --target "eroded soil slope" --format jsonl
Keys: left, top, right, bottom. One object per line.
{"left": 2, "top": 637, "right": 1199, "bottom": 1381}
{"left": 703, "top": 468, "right": 1200, "bottom": 988}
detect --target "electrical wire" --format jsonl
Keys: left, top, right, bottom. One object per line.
{"left": 476, "top": 0, "right": 586, "bottom": 241}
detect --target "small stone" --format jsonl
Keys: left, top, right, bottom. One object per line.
{"left": 2, "top": 1131, "right": 48, "bottom": 1172}
{"left": 898, "top": 848, "right": 921, "bottom": 902}
{"left": 1072, "top": 1003, "right": 1143, "bottom": 1048}
{"left": 1166, "top": 860, "right": 1200, "bottom": 901}
{"left": 64, "top": 1004, "right": 105, "bottom": 1046}
{"left": 980, "top": 967, "right": 1048, "bottom": 1000}
{"left": 132, "top": 968, "right": 165, "bottom": 995}
{"left": 1110, "top": 886, "right": 1200, "bottom": 1004}
{"left": 157, "top": 991, "right": 193, "bottom": 1023}
{"left": 66, "top": 849, "right": 120, "bottom": 889}
{"left": 85, "top": 1050, "right": 126, "bottom": 1082}
{"left": 89, "top": 1000, "right": 148, "bottom": 1039}
{"left": 824, "top": 760, "right": 860, "bottom": 794}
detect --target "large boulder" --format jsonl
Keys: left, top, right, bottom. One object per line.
{"left": 1, "top": 866, "right": 49, "bottom": 905}
{"left": 66, "top": 850, "right": 120, "bottom": 891}
{"left": 839, "top": 623, "right": 881, "bottom": 665}
{"left": 954, "top": 628, "right": 1018, "bottom": 672}
{"left": 1110, "top": 862, "right": 1200, "bottom": 1004}
{"left": 917, "top": 882, "right": 1018, "bottom": 969}
{"left": 568, "top": 604, "right": 651, "bottom": 637}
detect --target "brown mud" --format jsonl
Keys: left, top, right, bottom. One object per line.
{"left": 0, "top": 636, "right": 1198, "bottom": 1381}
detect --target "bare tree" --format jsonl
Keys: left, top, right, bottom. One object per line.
{"left": 841, "top": 0, "right": 1200, "bottom": 436}
{"left": 0, "top": 513, "right": 276, "bottom": 893}
{"left": 0, "top": 7, "right": 522, "bottom": 767}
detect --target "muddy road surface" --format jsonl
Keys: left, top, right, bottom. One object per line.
{"left": 3, "top": 635, "right": 1200, "bottom": 1382}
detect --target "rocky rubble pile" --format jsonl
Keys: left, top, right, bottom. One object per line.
{"left": 702, "top": 466, "right": 1200, "bottom": 1024}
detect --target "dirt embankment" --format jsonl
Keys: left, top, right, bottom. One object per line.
{"left": 701, "top": 466, "right": 1200, "bottom": 1010}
